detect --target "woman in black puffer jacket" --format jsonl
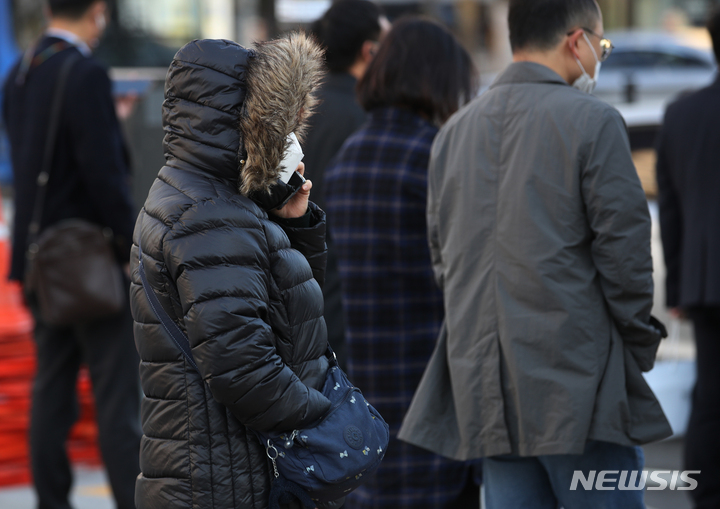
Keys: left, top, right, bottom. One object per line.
{"left": 129, "top": 34, "right": 338, "bottom": 509}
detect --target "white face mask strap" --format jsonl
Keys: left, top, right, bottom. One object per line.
{"left": 582, "top": 32, "right": 600, "bottom": 64}
{"left": 572, "top": 31, "right": 601, "bottom": 93}
{"left": 574, "top": 56, "right": 589, "bottom": 77}
{"left": 574, "top": 32, "right": 600, "bottom": 77}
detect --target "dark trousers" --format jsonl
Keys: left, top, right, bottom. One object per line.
{"left": 685, "top": 307, "right": 720, "bottom": 509}
{"left": 28, "top": 289, "right": 141, "bottom": 509}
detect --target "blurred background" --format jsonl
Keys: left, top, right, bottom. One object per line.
{"left": 0, "top": 1, "right": 717, "bottom": 508}
{"left": 2, "top": 0, "right": 719, "bottom": 203}
{"left": 2, "top": 0, "right": 720, "bottom": 203}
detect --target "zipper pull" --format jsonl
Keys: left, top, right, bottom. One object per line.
{"left": 283, "top": 430, "right": 299, "bottom": 449}
{"left": 266, "top": 440, "right": 279, "bottom": 478}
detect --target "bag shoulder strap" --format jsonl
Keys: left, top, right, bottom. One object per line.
{"left": 27, "top": 51, "right": 80, "bottom": 244}
{"left": 137, "top": 241, "right": 200, "bottom": 372}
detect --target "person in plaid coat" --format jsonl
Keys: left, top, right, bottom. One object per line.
{"left": 325, "top": 17, "right": 480, "bottom": 509}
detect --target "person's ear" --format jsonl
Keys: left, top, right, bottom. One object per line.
{"left": 567, "top": 29, "right": 584, "bottom": 60}
{"left": 360, "top": 40, "right": 378, "bottom": 64}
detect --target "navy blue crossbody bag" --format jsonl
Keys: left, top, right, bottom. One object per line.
{"left": 137, "top": 242, "right": 389, "bottom": 504}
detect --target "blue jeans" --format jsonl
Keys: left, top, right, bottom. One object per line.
{"left": 483, "top": 441, "right": 645, "bottom": 509}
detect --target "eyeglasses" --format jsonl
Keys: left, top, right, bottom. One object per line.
{"left": 567, "top": 27, "right": 614, "bottom": 62}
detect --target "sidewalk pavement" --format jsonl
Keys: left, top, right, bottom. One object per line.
{"left": 643, "top": 438, "right": 693, "bottom": 509}
{"left": 0, "top": 439, "right": 693, "bottom": 509}
{"left": 0, "top": 467, "right": 113, "bottom": 509}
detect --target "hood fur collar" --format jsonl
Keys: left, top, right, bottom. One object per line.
{"left": 239, "top": 32, "right": 325, "bottom": 196}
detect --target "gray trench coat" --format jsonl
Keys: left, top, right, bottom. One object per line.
{"left": 398, "top": 62, "right": 672, "bottom": 459}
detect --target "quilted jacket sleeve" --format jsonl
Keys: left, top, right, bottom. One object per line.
{"left": 270, "top": 202, "right": 327, "bottom": 288}
{"left": 164, "top": 199, "right": 331, "bottom": 432}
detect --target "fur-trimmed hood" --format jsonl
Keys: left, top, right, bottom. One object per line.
{"left": 161, "top": 33, "right": 325, "bottom": 195}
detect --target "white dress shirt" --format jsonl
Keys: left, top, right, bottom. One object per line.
{"left": 45, "top": 27, "right": 91, "bottom": 57}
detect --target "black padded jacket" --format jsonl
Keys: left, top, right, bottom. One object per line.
{"left": 129, "top": 37, "right": 334, "bottom": 509}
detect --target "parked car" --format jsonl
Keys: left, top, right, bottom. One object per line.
{"left": 595, "top": 31, "right": 716, "bottom": 106}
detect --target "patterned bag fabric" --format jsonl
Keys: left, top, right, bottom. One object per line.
{"left": 259, "top": 355, "right": 389, "bottom": 503}
{"left": 137, "top": 242, "right": 389, "bottom": 504}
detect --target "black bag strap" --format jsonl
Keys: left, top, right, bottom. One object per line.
{"left": 136, "top": 240, "right": 338, "bottom": 373}
{"left": 27, "top": 51, "right": 80, "bottom": 248}
{"left": 137, "top": 241, "right": 200, "bottom": 372}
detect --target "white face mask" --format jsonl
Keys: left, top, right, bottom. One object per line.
{"left": 572, "top": 32, "right": 601, "bottom": 94}
{"left": 95, "top": 13, "right": 107, "bottom": 32}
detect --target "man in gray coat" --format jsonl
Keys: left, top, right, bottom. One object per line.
{"left": 398, "top": 1, "right": 671, "bottom": 507}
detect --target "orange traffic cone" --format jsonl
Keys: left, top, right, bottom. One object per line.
{"left": 0, "top": 195, "right": 33, "bottom": 335}
{"left": 0, "top": 191, "right": 35, "bottom": 486}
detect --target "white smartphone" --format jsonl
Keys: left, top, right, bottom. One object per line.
{"left": 278, "top": 132, "right": 304, "bottom": 184}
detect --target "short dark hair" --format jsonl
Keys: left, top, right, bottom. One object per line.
{"left": 508, "top": 0, "right": 600, "bottom": 52}
{"left": 709, "top": 7, "right": 720, "bottom": 63}
{"left": 357, "top": 17, "right": 478, "bottom": 125}
{"left": 48, "top": 0, "right": 99, "bottom": 19}
{"left": 311, "top": 0, "right": 382, "bottom": 73}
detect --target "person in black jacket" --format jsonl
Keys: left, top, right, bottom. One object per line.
{"left": 130, "top": 34, "right": 344, "bottom": 509}
{"left": 305, "top": 0, "right": 389, "bottom": 214}
{"left": 2, "top": 1, "right": 140, "bottom": 508}
{"left": 656, "top": 8, "right": 720, "bottom": 509}
{"left": 304, "top": 0, "right": 389, "bottom": 370}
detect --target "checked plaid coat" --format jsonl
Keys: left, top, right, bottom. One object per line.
{"left": 325, "top": 107, "right": 479, "bottom": 509}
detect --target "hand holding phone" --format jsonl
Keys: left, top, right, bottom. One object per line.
{"left": 271, "top": 162, "right": 312, "bottom": 219}
{"left": 250, "top": 133, "right": 311, "bottom": 217}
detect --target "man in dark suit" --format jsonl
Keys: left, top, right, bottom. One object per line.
{"left": 305, "top": 0, "right": 389, "bottom": 368}
{"left": 656, "top": 8, "right": 720, "bottom": 509}
{"left": 2, "top": 1, "right": 141, "bottom": 507}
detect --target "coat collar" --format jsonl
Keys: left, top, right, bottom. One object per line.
{"left": 368, "top": 106, "right": 436, "bottom": 131}
{"left": 45, "top": 28, "right": 91, "bottom": 56}
{"left": 490, "top": 62, "right": 569, "bottom": 90}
